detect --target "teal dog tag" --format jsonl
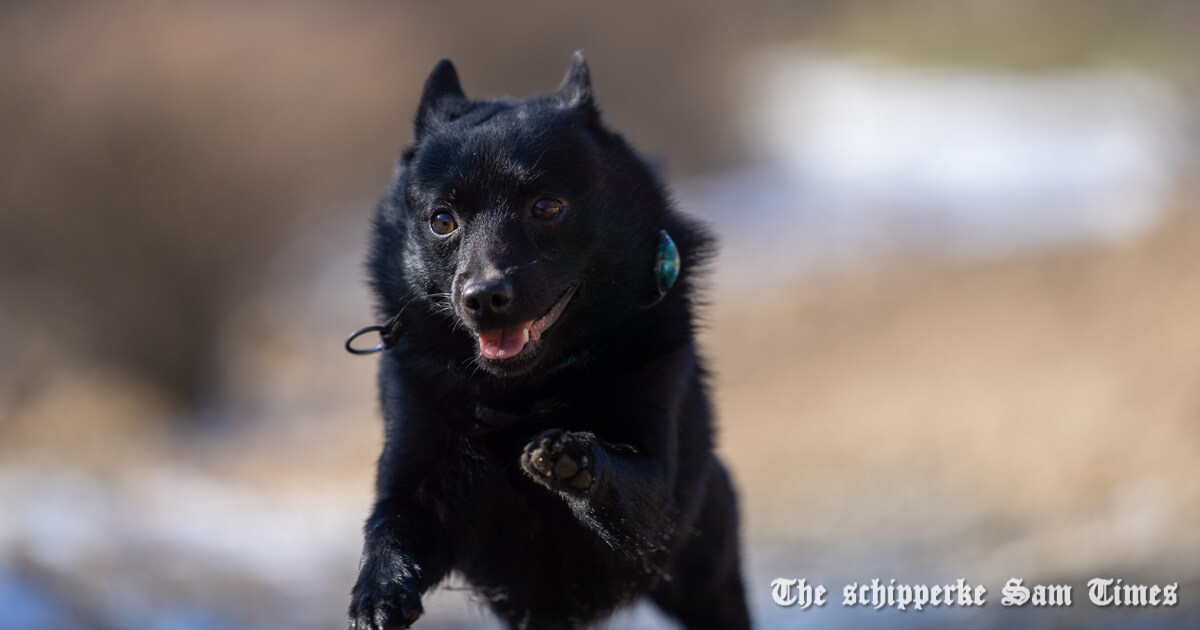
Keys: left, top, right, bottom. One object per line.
{"left": 656, "top": 230, "right": 680, "bottom": 297}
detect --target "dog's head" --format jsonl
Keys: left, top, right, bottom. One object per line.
{"left": 370, "top": 52, "right": 696, "bottom": 378}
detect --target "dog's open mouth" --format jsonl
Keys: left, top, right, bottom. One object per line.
{"left": 477, "top": 285, "right": 577, "bottom": 361}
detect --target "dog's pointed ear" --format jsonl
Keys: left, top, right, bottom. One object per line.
{"left": 415, "top": 59, "right": 467, "bottom": 138}
{"left": 554, "top": 50, "right": 595, "bottom": 112}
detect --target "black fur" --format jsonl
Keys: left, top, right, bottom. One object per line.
{"left": 348, "top": 52, "right": 751, "bottom": 630}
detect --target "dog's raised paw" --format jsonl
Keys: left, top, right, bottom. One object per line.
{"left": 520, "top": 429, "right": 596, "bottom": 494}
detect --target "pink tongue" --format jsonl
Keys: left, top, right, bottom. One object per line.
{"left": 478, "top": 323, "right": 533, "bottom": 360}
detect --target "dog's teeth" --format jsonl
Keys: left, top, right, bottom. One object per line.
{"left": 522, "top": 328, "right": 530, "bottom": 344}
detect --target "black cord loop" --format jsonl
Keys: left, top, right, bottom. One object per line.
{"left": 344, "top": 310, "right": 404, "bottom": 355}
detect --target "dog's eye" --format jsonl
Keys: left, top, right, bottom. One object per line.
{"left": 531, "top": 197, "right": 565, "bottom": 221}
{"left": 430, "top": 213, "right": 457, "bottom": 235}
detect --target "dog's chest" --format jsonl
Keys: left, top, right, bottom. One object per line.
{"left": 434, "top": 434, "right": 644, "bottom": 612}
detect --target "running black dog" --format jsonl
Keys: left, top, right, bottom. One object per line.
{"left": 348, "top": 52, "right": 750, "bottom": 630}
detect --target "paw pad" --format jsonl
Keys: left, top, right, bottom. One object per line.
{"left": 521, "top": 430, "right": 595, "bottom": 492}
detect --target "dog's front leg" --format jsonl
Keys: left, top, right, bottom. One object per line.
{"left": 349, "top": 494, "right": 451, "bottom": 630}
{"left": 520, "top": 428, "right": 672, "bottom": 555}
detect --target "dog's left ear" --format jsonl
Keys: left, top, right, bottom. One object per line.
{"left": 415, "top": 59, "right": 468, "bottom": 139}
{"left": 554, "top": 50, "right": 596, "bottom": 114}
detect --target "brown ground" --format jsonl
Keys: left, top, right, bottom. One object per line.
{"left": 709, "top": 208, "right": 1200, "bottom": 583}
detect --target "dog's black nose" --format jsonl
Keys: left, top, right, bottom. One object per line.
{"left": 462, "top": 277, "right": 514, "bottom": 318}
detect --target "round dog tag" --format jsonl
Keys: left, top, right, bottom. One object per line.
{"left": 656, "top": 230, "right": 680, "bottom": 296}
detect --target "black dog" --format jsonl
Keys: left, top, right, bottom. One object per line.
{"left": 348, "top": 52, "right": 750, "bottom": 630}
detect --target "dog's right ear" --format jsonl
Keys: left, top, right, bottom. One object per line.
{"left": 414, "top": 59, "right": 467, "bottom": 138}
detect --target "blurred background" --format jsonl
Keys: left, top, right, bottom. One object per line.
{"left": 2, "top": 1, "right": 1199, "bottom": 628}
